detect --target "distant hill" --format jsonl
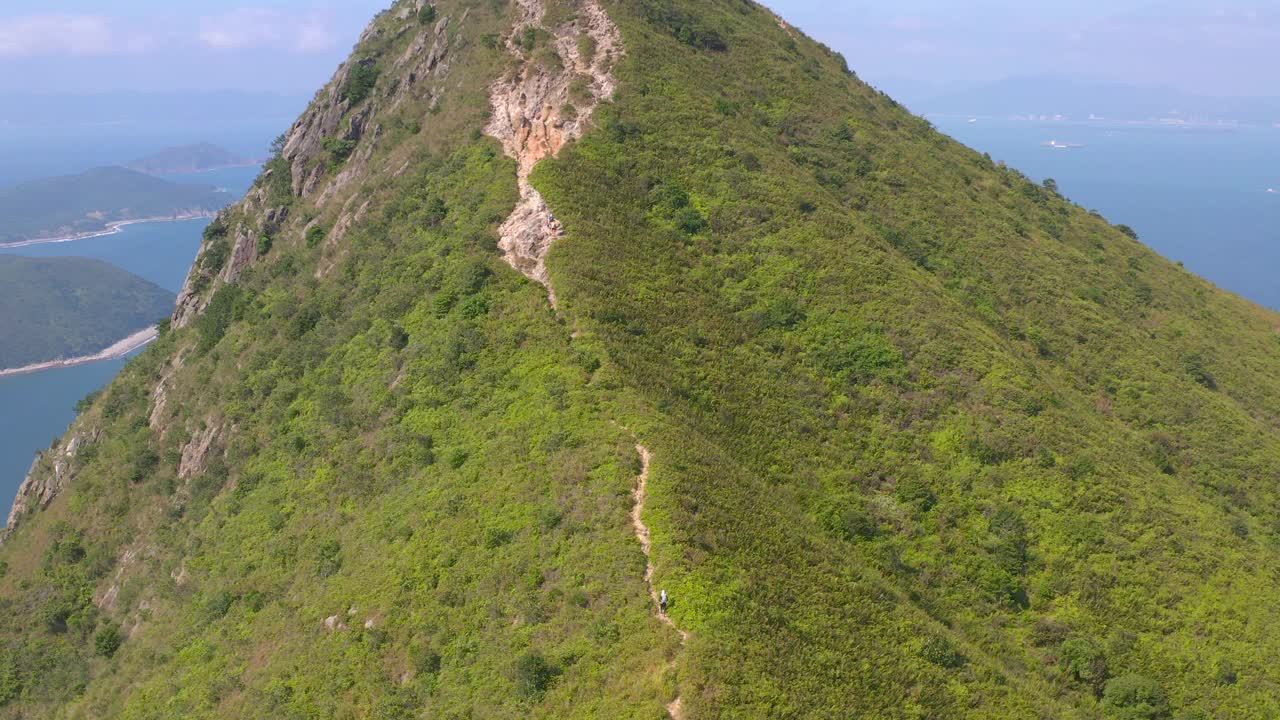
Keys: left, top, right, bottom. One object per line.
{"left": 0, "top": 167, "right": 233, "bottom": 246}
{"left": 924, "top": 75, "right": 1280, "bottom": 124}
{"left": 128, "top": 143, "right": 260, "bottom": 175}
{"left": 0, "top": 90, "right": 307, "bottom": 130}
{"left": 0, "top": 255, "right": 173, "bottom": 369}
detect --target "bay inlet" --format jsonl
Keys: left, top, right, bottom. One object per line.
{"left": 0, "top": 165, "right": 260, "bottom": 515}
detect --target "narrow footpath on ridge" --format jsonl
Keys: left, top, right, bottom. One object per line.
{"left": 630, "top": 443, "right": 688, "bottom": 719}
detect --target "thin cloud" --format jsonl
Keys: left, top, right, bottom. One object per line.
{"left": 198, "top": 8, "right": 337, "bottom": 52}
{"left": 0, "top": 15, "right": 118, "bottom": 58}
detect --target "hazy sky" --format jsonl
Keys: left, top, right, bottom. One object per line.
{"left": 767, "top": 0, "right": 1280, "bottom": 99}
{"left": 0, "top": 1, "right": 1276, "bottom": 98}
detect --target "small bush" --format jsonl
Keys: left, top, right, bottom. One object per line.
{"left": 641, "top": 0, "right": 727, "bottom": 51}
{"left": 447, "top": 448, "right": 469, "bottom": 468}
{"left": 345, "top": 62, "right": 380, "bottom": 105}
{"left": 919, "top": 635, "right": 966, "bottom": 669}
{"left": 815, "top": 494, "right": 876, "bottom": 542}
{"left": 306, "top": 225, "right": 327, "bottom": 248}
{"left": 75, "top": 390, "right": 103, "bottom": 414}
{"left": 513, "top": 652, "right": 559, "bottom": 699}
{"left": 323, "top": 137, "right": 358, "bottom": 165}
{"left": 94, "top": 625, "right": 123, "bottom": 657}
{"left": 0, "top": 654, "right": 19, "bottom": 704}
{"left": 896, "top": 476, "right": 937, "bottom": 511}
{"left": 196, "top": 285, "right": 243, "bottom": 354}
{"left": 1061, "top": 636, "right": 1109, "bottom": 694}
{"left": 418, "top": 5, "right": 437, "bottom": 24}
{"left": 482, "top": 527, "right": 513, "bottom": 549}
{"left": 1101, "top": 674, "right": 1170, "bottom": 719}
{"left": 577, "top": 34, "right": 597, "bottom": 60}
{"left": 1180, "top": 352, "right": 1216, "bottom": 390}
{"left": 1030, "top": 617, "right": 1071, "bottom": 647}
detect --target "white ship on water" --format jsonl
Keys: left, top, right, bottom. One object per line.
{"left": 1043, "top": 139, "right": 1085, "bottom": 149}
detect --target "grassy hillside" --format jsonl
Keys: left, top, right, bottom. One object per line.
{"left": 0, "top": 255, "right": 174, "bottom": 368}
{"left": 1, "top": 1, "right": 1279, "bottom": 718}
{"left": 0, "top": 167, "right": 231, "bottom": 245}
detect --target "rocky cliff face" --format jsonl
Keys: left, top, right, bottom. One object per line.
{"left": 485, "top": 0, "right": 621, "bottom": 305}
{"left": 5, "top": 425, "right": 100, "bottom": 533}
{"left": 15, "top": 2, "right": 482, "bottom": 543}
{"left": 173, "top": 2, "right": 466, "bottom": 329}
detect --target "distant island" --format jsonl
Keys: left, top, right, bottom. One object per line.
{"left": 0, "top": 255, "right": 174, "bottom": 371}
{"left": 0, "top": 166, "right": 232, "bottom": 247}
{"left": 128, "top": 143, "right": 263, "bottom": 175}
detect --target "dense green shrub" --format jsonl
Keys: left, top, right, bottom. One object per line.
{"left": 323, "top": 137, "right": 358, "bottom": 165}
{"left": 514, "top": 652, "right": 559, "bottom": 699}
{"left": 919, "top": 636, "right": 966, "bottom": 669}
{"left": 640, "top": 0, "right": 727, "bottom": 51}
{"left": 306, "top": 224, "right": 328, "bottom": 248}
{"left": 1061, "top": 636, "right": 1109, "bottom": 694}
{"left": 1102, "top": 674, "right": 1170, "bottom": 719}
{"left": 94, "top": 625, "right": 122, "bottom": 658}
{"left": 196, "top": 284, "right": 243, "bottom": 353}
{"left": 344, "top": 62, "right": 380, "bottom": 105}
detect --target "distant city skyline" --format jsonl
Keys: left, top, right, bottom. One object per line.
{"left": 0, "top": 1, "right": 1276, "bottom": 100}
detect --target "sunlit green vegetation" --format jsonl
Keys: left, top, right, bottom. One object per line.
{"left": 2, "top": 0, "right": 1280, "bottom": 718}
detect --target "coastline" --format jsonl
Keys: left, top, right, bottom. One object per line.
{"left": 0, "top": 327, "right": 159, "bottom": 380}
{"left": 0, "top": 212, "right": 216, "bottom": 250}
{"left": 137, "top": 160, "right": 266, "bottom": 176}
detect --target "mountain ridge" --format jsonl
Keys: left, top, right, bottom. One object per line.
{"left": 2, "top": 1, "right": 1280, "bottom": 718}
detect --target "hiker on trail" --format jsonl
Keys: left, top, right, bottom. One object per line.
{"left": 659, "top": 589, "right": 669, "bottom": 614}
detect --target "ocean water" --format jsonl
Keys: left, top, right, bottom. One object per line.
{"left": 0, "top": 121, "right": 283, "bottom": 188}
{"left": 0, "top": 357, "right": 131, "bottom": 516}
{"left": 931, "top": 117, "right": 1280, "bottom": 310}
{"left": 0, "top": 165, "right": 260, "bottom": 514}
{"left": 11, "top": 166, "right": 260, "bottom": 292}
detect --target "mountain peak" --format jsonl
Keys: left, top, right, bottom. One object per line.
{"left": 3, "top": 1, "right": 1280, "bottom": 717}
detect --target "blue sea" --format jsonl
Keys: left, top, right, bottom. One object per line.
{"left": 0, "top": 165, "right": 260, "bottom": 514}
{"left": 931, "top": 117, "right": 1280, "bottom": 310}
{"left": 0, "top": 121, "right": 283, "bottom": 188}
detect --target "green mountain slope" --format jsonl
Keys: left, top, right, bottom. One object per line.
{"left": 2, "top": 1, "right": 1279, "bottom": 718}
{"left": 0, "top": 255, "right": 174, "bottom": 368}
{"left": 0, "top": 167, "right": 231, "bottom": 246}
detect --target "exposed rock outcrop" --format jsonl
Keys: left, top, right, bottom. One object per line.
{"left": 4, "top": 426, "right": 102, "bottom": 535}
{"left": 486, "top": 0, "right": 622, "bottom": 306}
{"left": 179, "top": 423, "right": 223, "bottom": 482}
{"left": 173, "top": 3, "right": 464, "bottom": 328}
{"left": 149, "top": 350, "right": 189, "bottom": 433}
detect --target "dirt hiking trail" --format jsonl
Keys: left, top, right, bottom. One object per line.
{"left": 631, "top": 444, "right": 688, "bottom": 719}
